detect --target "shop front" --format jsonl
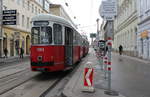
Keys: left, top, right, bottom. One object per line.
{"left": 139, "top": 30, "right": 150, "bottom": 59}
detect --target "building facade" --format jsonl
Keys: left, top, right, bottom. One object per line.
{"left": 1, "top": 0, "right": 50, "bottom": 57}
{"left": 137, "top": 0, "right": 150, "bottom": 59}
{"left": 50, "top": 4, "right": 77, "bottom": 29}
{"left": 113, "top": 0, "right": 138, "bottom": 56}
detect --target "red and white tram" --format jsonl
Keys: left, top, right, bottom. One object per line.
{"left": 30, "top": 14, "right": 89, "bottom": 72}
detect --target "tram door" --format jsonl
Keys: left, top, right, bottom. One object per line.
{"left": 65, "top": 27, "right": 73, "bottom": 66}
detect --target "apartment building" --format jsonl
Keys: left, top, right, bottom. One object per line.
{"left": 50, "top": 4, "right": 77, "bottom": 29}
{"left": 113, "top": 0, "right": 138, "bottom": 56}
{"left": 1, "top": 0, "right": 50, "bottom": 57}
{"left": 137, "top": 0, "right": 150, "bottom": 59}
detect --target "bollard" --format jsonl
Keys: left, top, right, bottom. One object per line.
{"left": 82, "top": 62, "right": 94, "bottom": 93}
{"left": 98, "top": 52, "right": 103, "bottom": 70}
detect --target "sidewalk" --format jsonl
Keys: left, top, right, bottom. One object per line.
{"left": 0, "top": 55, "right": 29, "bottom": 64}
{"left": 112, "top": 52, "right": 150, "bottom": 64}
{"left": 62, "top": 49, "right": 126, "bottom": 97}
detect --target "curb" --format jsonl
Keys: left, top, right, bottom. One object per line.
{"left": 0, "top": 56, "right": 29, "bottom": 64}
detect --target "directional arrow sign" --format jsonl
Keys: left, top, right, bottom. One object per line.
{"left": 84, "top": 68, "right": 94, "bottom": 87}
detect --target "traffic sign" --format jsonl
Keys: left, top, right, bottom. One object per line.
{"left": 90, "top": 33, "right": 96, "bottom": 38}
{"left": 3, "top": 10, "right": 17, "bottom": 15}
{"left": 99, "top": 0, "right": 117, "bottom": 20}
{"left": 3, "top": 21, "right": 16, "bottom": 25}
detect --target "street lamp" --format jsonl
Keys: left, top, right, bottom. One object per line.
{"left": 96, "top": 18, "right": 100, "bottom": 35}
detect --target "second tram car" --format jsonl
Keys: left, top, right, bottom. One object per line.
{"left": 30, "top": 14, "right": 89, "bottom": 72}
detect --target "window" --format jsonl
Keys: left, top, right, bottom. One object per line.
{"left": 22, "top": 15, "right": 24, "bottom": 27}
{"left": 65, "top": 27, "right": 73, "bottom": 45}
{"left": 41, "top": 27, "right": 52, "bottom": 44}
{"left": 31, "top": 27, "right": 40, "bottom": 44}
{"left": 148, "top": 0, "right": 150, "bottom": 10}
{"left": 22, "top": 0, "right": 25, "bottom": 7}
{"left": 27, "top": 17, "right": 30, "bottom": 29}
{"left": 35, "top": 6, "right": 37, "bottom": 14}
{"left": 44, "top": 0, "right": 50, "bottom": 12}
{"left": 35, "top": 0, "right": 43, "bottom": 6}
{"left": 32, "top": 4, "right": 34, "bottom": 13}
{"left": 17, "top": 13, "right": 20, "bottom": 25}
{"left": 140, "top": 0, "right": 144, "bottom": 14}
{"left": 17, "top": 0, "right": 20, "bottom": 5}
{"left": 31, "top": 27, "right": 52, "bottom": 44}
{"left": 53, "top": 24, "right": 62, "bottom": 44}
{"left": 27, "top": 1, "right": 30, "bottom": 10}
{"left": 39, "top": 9, "right": 40, "bottom": 14}
{"left": 3, "top": 6, "right": 7, "bottom": 10}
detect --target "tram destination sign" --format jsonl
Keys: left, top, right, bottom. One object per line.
{"left": 34, "top": 21, "right": 49, "bottom": 26}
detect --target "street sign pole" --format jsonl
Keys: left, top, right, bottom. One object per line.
{"left": 104, "top": 21, "right": 118, "bottom": 96}
{"left": 99, "top": 0, "right": 118, "bottom": 96}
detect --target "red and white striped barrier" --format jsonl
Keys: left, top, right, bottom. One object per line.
{"left": 103, "top": 56, "right": 108, "bottom": 67}
{"left": 82, "top": 62, "right": 94, "bottom": 92}
{"left": 107, "top": 37, "right": 112, "bottom": 72}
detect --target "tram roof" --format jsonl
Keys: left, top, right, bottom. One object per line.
{"left": 31, "top": 14, "right": 73, "bottom": 28}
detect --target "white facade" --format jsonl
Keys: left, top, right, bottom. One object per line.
{"left": 137, "top": 0, "right": 150, "bottom": 59}
{"left": 113, "top": 0, "right": 138, "bottom": 56}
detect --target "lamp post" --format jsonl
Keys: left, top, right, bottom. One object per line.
{"left": 96, "top": 18, "right": 100, "bottom": 35}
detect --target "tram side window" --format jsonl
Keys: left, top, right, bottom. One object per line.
{"left": 65, "top": 27, "right": 73, "bottom": 45}
{"left": 53, "top": 24, "right": 62, "bottom": 44}
{"left": 31, "top": 27, "right": 40, "bottom": 44}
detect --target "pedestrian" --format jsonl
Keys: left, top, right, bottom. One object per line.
{"left": 4, "top": 48, "right": 8, "bottom": 58}
{"left": 119, "top": 45, "right": 123, "bottom": 55}
{"left": 20, "top": 47, "right": 24, "bottom": 59}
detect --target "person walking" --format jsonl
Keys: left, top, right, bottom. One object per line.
{"left": 20, "top": 47, "right": 24, "bottom": 59}
{"left": 4, "top": 48, "right": 8, "bottom": 58}
{"left": 119, "top": 45, "right": 123, "bottom": 55}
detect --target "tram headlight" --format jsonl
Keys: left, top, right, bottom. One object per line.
{"left": 37, "top": 56, "right": 42, "bottom": 62}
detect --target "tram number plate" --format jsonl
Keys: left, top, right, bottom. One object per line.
{"left": 36, "top": 68, "right": 45, "bottom": 71}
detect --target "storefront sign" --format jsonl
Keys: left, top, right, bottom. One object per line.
{"left": 141, "top": 30, "right": 148, "bottom": 38}
{"left": 2, "top": 10, "right": 17, "bottom": 25}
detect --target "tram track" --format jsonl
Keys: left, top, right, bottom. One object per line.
{"left": 0, "top": 54, "right": 89, "bottom": 97}
{"left": 0, "top": 67, "right": 29, "bottom": 80}
{"left": 0, "top": 71, "right": 65, "bottom": 97}
{"left": 43, "top": 56, "right": 89, "bottom": 97}
{"left": 0, "top": 69, "right": 39, "bottom": 95}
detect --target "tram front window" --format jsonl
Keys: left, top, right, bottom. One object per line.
{"left": 31, "top": 27, "right": 52, "bottom": 44}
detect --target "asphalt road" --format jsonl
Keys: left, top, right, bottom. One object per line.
{"left": 111, "top": 53, "right": 150, "bottom": 97}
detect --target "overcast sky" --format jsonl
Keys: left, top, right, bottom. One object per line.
{"left": 50, "top": 0, "right": 102, "bottom": 42}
